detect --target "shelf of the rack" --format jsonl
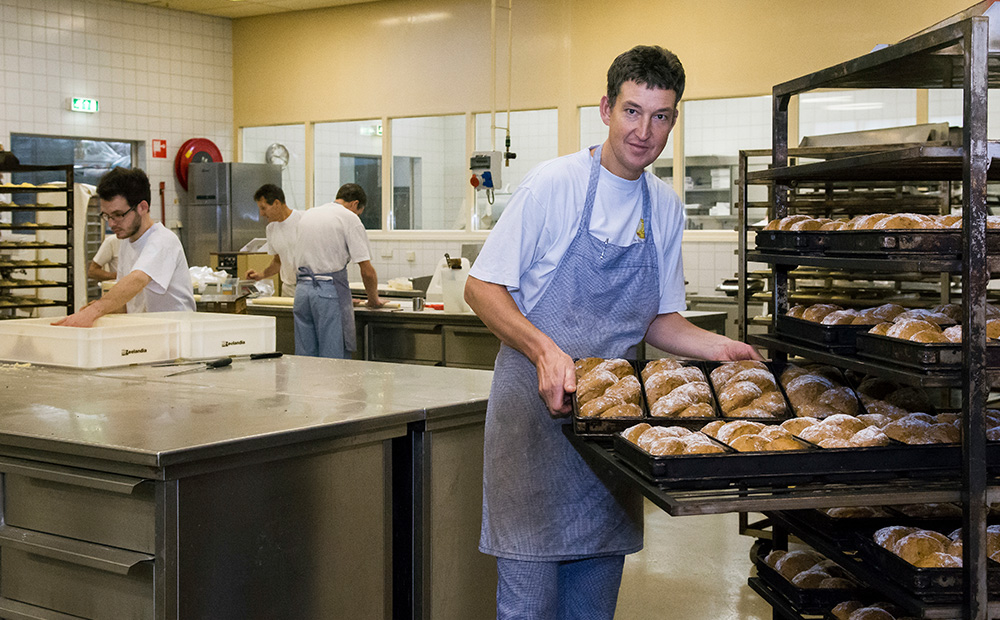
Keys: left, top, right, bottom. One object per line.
{"left": 748, "top": 332, "right": 989, "bottom": 388}
{"left": 772, "top": 18, "right": 1000, "bottom": 96}
{"left": 745, "top": 250, "right": 976, "bottom": 274}
{"left": 0, "top": 203, "right": 69, "bottom": 210}
{"left": 746, "top": 145, "right": 1000, "bottom": 184}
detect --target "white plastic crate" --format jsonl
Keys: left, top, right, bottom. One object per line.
{"left": 133, "top": 311, "right": 276, "bottom": 358}
{"left": 0, "top": 315, "right": 182, "bottom": 369}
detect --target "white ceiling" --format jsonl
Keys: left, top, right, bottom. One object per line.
{"left": 121, "top": 0, "right": 382, "bottom": 19}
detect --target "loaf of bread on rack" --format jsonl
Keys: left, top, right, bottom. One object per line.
{"left": 709, "top": 361, "right": 787, "bottom": 418}
{"left": 623, "top": 423, "right": 725, "bottom": 456}
{"left": 574, "top": 358, "right": 643, "bottom": 418}
{"left": 874, "top": 525, "right": 963, "bottom": 568}
{"left": 699, "top": 419, "right": 804, "bottom": 452}
{"left": 763, "top": 548, "right": 855, "bottom": 590}
{"left": 779, "top": 363, "right": 861, "bottom": 419}
{"left": 762, "top": 212, "right": 995, "bottom": 232}
{"left": 641, "top": 360, "right": 715, "bottom": 418}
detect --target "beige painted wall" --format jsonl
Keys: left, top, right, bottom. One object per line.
{"left": 233, "top": 0, "right": 973, "bottom": 154}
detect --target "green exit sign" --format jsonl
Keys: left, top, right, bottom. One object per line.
{"left": 70, "top": 97, "right": 99, "bottom": 113}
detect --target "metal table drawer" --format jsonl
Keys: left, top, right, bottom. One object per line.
{"left": 368, "top": 322, "right": 444, "bottom": 364}
{"left": 0, "top": 525, "right": 154, "bottom": 620}
{"left": 1, "top": 459, "right": 155, "bottom": 554}
{"left": 443, "top": 325, "right": 500, "bottom": 369}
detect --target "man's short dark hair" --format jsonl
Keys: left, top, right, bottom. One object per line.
{"left": 336, "top": 183, "right": 367, "bottom": 209}
{"left": 96, "top": 167, "right": 151, "bottom": 208}
{"left": 606, "top": 45, "right": 685, "bottom": 109}
{"left": 254, "top": 183, "right": 285, "bottom": 204}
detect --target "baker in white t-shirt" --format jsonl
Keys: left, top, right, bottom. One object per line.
{"left": 292, "top": 183, "right": 383, "bottom": 358}
{"left": 246, "top": 183, "right": 302, "bottom": 297}
{"left": 87, "top": 234, "right": 121, "bottom": 282}
{"left": 54, "top": 167, "right": 195, "bottom": 327}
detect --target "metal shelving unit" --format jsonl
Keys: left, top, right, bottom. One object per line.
{"left": 0, "top": 164, "right": 75, "bottom": 319}
{"left": 740, "top": 14, "right": 997, "bottom": 619}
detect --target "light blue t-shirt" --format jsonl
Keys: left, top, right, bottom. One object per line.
{"left": 470, "top": 147, "right": 686, "bottom": 316}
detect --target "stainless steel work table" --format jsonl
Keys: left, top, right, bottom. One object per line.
{"left": 0, "top": 356, "right": 494, "bottom": 620}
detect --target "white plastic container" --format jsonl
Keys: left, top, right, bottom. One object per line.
{"left": 131, "top": 311, "right": 276, "bottom": 358}
{"left": 0, "top": 315, "right": 181, "bottom": 369}
{"left": 440, "top": 258, "right": 472, "bottom": 313}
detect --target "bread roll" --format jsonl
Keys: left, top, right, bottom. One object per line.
{"left": 601, "top": 402, "right": 642, "bottom": 418}
{"left": 718, "top": 380, "right": 763, "bottom": 412}
{"left": 943, "top": 324, "right": 962, "bottom": 343}
{"left": 820, "top": 220, "right": 846, "bottom": 230}
{"left": 645, "top": 366, "right": 705, "bottom": 402}
{"left": 818, "top": 387, "right": 860, "bottom": 416}
{"left": 774, "top": 550, "right": 824, "bottom": 580}
{"left": 594, "top": 358, "right": 634, "bottom": 379}
{"left": 873, "top": 213, "right": 932, "bottom": 230}
{"left": 847, "top": 608, "right": 895, "bottom": 620}
{"left": 849, "top": 426, "right": 890, "bottom": 447}
{"left": 575, "top": 357, "right": 603, "bottom": 376}
{"left": 777, "top": 214, "right": 813, "bottom": 231}
{"left": 822, "top": 309, "right": 860, "bottom": 325}
{"left": 802, "top": 303, "right": 843, "bottom": 323}
{"left": 641, "top": 358, "right": 683, "bottom": 382}
{"left": 870, "top": 303, "right": 906, "bottom": 322}
{"left": 767, "top": 435, "right": 805, "bottom": 451}
{"left": 790, "top": 567, "right": 832, "bottom": 588}
{"left": 700, "top": 419, "right": 725, "bottom": 437}
{"left": 726, "top": 368, "right": 777, "bottom": 391}
{"left": 894, "top": 530, "right": 949, "bottom": 565}
{"left": 875, "top": 525, "right": 918, "bottom": 550}
{"left": 710, "top": 360, "right": 768, "bottom": 388}
{"left": 715, "top": 420, "right": 766, "bottom": 444}
{"left": 764, "top": 549, "right": 786, "bottom": 567}
{"left": 576, "top": 368, "right": 618, "bottom": 404}
{"left": 781, "top": 417, "right": 817, "bottom": 434}
{"left": 650, "top": 381, "right": 712, "bottom": 417}
{"left": 729, "top": 434, "right": 768, "bottom": 452}
{"left": 785, "top": 374, "right": 835, "bottom": 406}
{"left": 579, "top": 394, "right": 624, "bottom": 417}
{"left": 914, "top": 552, "right": 961, "bottom": 568}
{"left": 932, "top": 303, "right": 962, "bottom": 320}
{"left": 677, "top": 402, "right": 715, "bottom": 418}
{"left": 867, "top": 322, "right": 893, "bottom": 336}
{"left": 646, "top": 436, "right": 685, "bottom": 456}
{"left": 604, "top": 374, "right": 641, "bottom": 404}
{"left": 886, "top": 319, "right": 939, "bottom": 340}
{"left": 789, "top": 218, "right": 827, "bottom": 231}
{"left": 786, "top": 304, "right": 807, "bottom": 319}
{"left": 621, "top": 422, "right": 651, "bottom": 444}
{"left": 682, "top": 437, "right": 726, "bottom": 454}
{"left": 831, "top": 600, "right": 864, "bottom": 620}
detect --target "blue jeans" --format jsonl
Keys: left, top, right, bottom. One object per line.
{"left": 496, "top": 555, "right": 625, "bottom": 620}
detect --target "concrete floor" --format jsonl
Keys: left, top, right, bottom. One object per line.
{"left": 616, "top": 502, "right": 772, "bottom": 620}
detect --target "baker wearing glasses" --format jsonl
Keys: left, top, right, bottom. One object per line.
{"left": 55, "top": 167, "right": 195, "bottom": 327}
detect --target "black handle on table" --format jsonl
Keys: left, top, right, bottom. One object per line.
{"left": 206, "top": 357, "right": 233, "bottom": 369}
{"left": 249, "top": 352, "right": 283, "bottom": 360}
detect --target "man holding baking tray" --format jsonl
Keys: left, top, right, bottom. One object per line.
{"left": 465, "top": 45, "right": 762, "bottom": 618}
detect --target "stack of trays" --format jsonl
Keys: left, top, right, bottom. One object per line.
{"left": 751, "top": 542, "right": 863, "bottom": 614}
{"left": 776, "top": 314, "right": 874, "bottom": 355}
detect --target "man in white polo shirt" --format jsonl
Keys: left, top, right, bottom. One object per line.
{"left": 55, "top": 167, "right": 194, "bottom": 327}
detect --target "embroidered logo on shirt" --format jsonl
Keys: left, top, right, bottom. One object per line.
{"left": 636, "top": 218, "right": 645, "bottom": 240}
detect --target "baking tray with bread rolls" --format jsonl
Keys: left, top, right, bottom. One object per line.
{"left": 612, "top": 429, "right": 960, "bottom": 489}
{"left": 852, "top": 529, "right": 1000, "bottom": 598}
{"left": 751, "top": 541, "right": 864, "bottom": 613}
{"left": 755, "top": 229, "right": 1000, "bottom": 258}
{"left": 855, "top": 332, "right": 1000, "bottom": 370}
{"left": 775, "top": 315, "right": 873, "bottom": 354}
{"left": 571, "top": 358, "right": 649, "bottom": 437}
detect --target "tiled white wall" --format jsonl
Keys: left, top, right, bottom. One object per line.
{"left": 241, "top": 124, "right": 306, "bottom": 210}
{"left": 391, "top": 115, "right": 466, "bottom": 230}
{"left": 799, "top": 89, "right": 916, "bottom": 138}
{"left": 681, "top": 240, "right": 740, "bottom": 296}
{"left": 0, "top": 0, "right": 233, "bottom": 228}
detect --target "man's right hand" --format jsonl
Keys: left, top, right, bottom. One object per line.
{"left": 246, "top": 270, "right": 262, "bottom": 281}
{"left": 535, "top": 346, "right": 576, "bottom": 417}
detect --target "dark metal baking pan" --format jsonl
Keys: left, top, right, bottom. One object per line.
{"left": 853, "top": 529, "right": 1000, "bottom": 596}
{"left": 776, "top": 314, "right": 874, "bottom": 353}
{"left": 704, "top": 360, "right": 793, "bottom": 422}
{"left": 641, "top": 360, "right": 721, "bottom": 420}
{"left": 612, "top": 431, "right": 959, "bottom": 488}
{"left": 823, "top": 229, "right": 1000, "bottom": 257}
{"left": 779, "top": 508, "right": 902, "bottom": 546}
{"left": 771, "top": 361, "right": 865, "bottom": 419}
{"left": 856, "top": 332, "right": 1000, "bottom": 370}
{"left": 572, "top": 359, "right": 648, "bottom": 437}
{"left": 754, "top": 230, "right": 828, "bottom": 254}
{"left": 752, "top": 542, "right": 861, "bottom": 613}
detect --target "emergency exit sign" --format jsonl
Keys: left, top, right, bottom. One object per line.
{"left": 70, "top": 97, "right": 99, "bottom": 113}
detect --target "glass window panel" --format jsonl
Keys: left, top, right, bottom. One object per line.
{"left": 390, "top": 115, "right": 466, "bottom": 230}
{"left": 314, "top": 120, "right": 383, "bottom": 230}
{"left": 682, "top": 95, "right": 772, "bottom": 229}
{"left": 241, "top": 125, "right": 306, "bottom": 210}
{"left": 799, "top": 89, "right": 916, "bottom": 139}
{"left": 473, "top": 109, "right": 558, "bottom": 230}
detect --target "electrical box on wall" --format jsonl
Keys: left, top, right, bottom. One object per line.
{"left": 469, "top": 151, "right": 502, "bottom": 191}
